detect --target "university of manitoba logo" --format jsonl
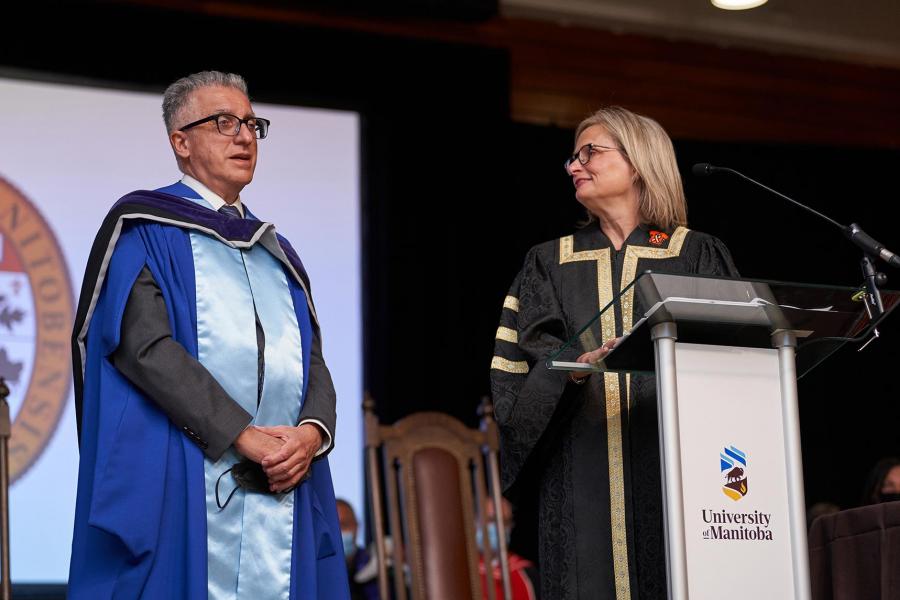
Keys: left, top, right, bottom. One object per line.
{"left": 720, "top": 445, "right": 748, "bottom": 501}
{"left": 0, "top": 176, "right": 73, "bottom": 484}
{"left": 700, "top": 444, "right": 773, "bottom": 542}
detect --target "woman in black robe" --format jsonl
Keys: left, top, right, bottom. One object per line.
{"left": 490, "top": 106, "right": 738, "bottom": 600}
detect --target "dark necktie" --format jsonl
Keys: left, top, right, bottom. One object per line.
{"left": 218, "top": 203, "right": 265, "bottom": 404}
{"left": 218, "top": 204, "right": 242, "bottom": 219}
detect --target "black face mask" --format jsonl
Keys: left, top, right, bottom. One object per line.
{"left": 879, "top": 493, "right": 900, "bottom": 503}
{"left": 215, "top": 459, "right": 275, "bottom": 509}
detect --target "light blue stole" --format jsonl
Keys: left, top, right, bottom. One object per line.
{"left": 181, "top": 192, "right": 303, "bottom": 599}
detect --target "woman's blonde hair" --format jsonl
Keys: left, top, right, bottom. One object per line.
{"left": 575, "top": 106, "right": 687, "bottom": 230}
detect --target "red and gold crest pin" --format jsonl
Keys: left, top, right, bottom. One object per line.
{"left": 649, "top": 230, "right": 669, "bottom": 246}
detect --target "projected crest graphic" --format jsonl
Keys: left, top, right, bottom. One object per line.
{"left": 0, "top": 176, "right": 73, "bottom": 484}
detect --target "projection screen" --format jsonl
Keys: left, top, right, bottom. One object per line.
{"left": 0, "top": 75, "right": 362, "bottom": 582}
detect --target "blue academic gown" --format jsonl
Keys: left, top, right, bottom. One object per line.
{"left": 69, "top": 183, "right": 350, "bottom": 599}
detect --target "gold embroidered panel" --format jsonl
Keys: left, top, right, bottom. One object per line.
{"left": 490, "top": 356, "right": 529, "bottom": 374}
{"left": 495, "top": 326, "right": 518, "bottom": 344}
{"left": 503, "top": 295, "right": 519, "bottom": 312}
{"left": 620, "top": 227, "right": 688, "bottom": 332}
{"left": 558, "top": 234, "right": 630, "bottom": 600}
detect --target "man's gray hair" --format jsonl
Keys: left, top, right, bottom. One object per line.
{"left": 162, "top": 71, "right": 248, "bottom": 133}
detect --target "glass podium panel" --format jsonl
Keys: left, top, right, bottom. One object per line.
{"left": 547, "top": 271, "right": 900, "bottom": 378}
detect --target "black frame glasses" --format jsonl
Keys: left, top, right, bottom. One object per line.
{"left": 564, "top": 143, "right": 624, "bottom": 171}
{"left": 179, "top": 113, "right": 271, "bottom": 139}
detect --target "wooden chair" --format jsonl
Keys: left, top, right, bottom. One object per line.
{"left": 364, "top": 395, "right": 512, "bottom": 600}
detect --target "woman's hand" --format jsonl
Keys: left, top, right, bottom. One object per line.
{"left": 570, "top": 337, "right": 620, "bottom": 381}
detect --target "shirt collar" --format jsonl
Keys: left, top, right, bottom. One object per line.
{"left": 179, "top": 174, "right": 244, "bottom": 217}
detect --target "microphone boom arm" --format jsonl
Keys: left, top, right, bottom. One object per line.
{"left": 694, "top": 163, "right": 900, "bottom": 269}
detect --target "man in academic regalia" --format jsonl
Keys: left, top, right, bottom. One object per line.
{"left": 490, "top": 107, "right": 738, "bottom": 600}
{"left": 69, "top": 71, "right": 350, "bottom": 600}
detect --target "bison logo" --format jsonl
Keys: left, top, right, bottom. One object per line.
{"left": 721, "top": 445, "right": 748, "bottom": 501}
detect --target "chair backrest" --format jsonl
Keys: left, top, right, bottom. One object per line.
{"left": 364, "top": 396, "right": 512, "bottom": 600}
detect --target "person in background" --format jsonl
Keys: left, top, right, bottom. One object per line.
{"left": 861, "top": 457, "right": 900, "bottom": 505}
{"left": 337, "top": 498, "right": 380, "bottom": 600}
{"left": 479, "top": 497, "right": 540, "bottom": 600}
{"left": 806, "top": 502, "right": 840, "bottom": 529}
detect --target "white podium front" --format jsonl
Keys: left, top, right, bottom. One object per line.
{"left": 658, "top": 338, "right": 804, "bottom": 599}
{"left": 548, "top": 272, "right": 897, "bottom": 600}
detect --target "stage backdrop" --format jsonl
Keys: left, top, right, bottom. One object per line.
{"left": 0, "top": 76, "right": 362, "bottom": 582}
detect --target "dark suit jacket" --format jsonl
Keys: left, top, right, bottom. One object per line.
{"left": 111, "top": 265, "right": 337, "bottom": 461}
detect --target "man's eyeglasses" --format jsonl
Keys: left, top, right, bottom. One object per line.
{"left": 179, "top": 113, "right": 271, "bottom": 139}
{"left": 564, "top": 143, "right": 624, "bottom": 172}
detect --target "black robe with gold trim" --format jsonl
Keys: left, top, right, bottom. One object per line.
{"left": 491, "top": 223, "right": 738, "bottom": 600}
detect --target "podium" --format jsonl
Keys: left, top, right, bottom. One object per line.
{"left": 547, "top": 272, "right": 899, "bottom": 600}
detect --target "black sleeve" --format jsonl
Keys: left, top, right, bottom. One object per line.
{"left": 110, "top": 266, "right": 253, "bottom": 460}
{"left": 693, "top": 234, "right": 741, "bottom": 278}
{"left": 297, "top": 330, "right": 337, "bottom": 457}
{"left": 490, "top": 245, "right": 578, "bottom": 499}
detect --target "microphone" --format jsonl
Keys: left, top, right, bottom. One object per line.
{"left": 691, "top": 163, "right": 720, "bottom": 177}
{"left": 691, "top": 163, "right": 900, "bottom": 269}
{"left": 846, "top": 224, "right": 900, "bottom": 269}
